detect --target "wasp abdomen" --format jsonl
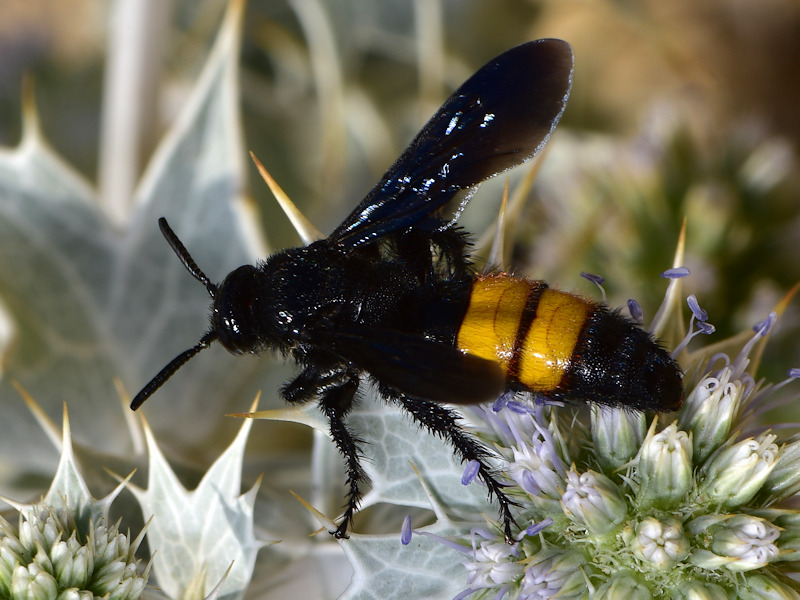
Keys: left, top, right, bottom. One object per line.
{"left": 456, "top": 273, "right": 682, "bottom": 411}
{"left": 456, "top": 274, "right": 586, "bottom": 390}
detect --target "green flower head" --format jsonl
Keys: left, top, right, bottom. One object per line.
{"left": 0, "top": 504, "right": 146, "bottom": 600}
{"left": 413, "top": 287, "right": 800, "bottom": 599}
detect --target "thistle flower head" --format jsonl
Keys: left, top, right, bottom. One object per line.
{"left": 0, "top": 503, "right": 146, "bottom": 600}
{"left": 0, "top": 402, "right": 149, "bottom": 600}
{"left": 443, "top": 288, "right": 800, "bottom": 599}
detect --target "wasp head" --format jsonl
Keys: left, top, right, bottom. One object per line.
{"left": 131, "top": 218, "right": 269, "bottom": 410}
{"left": 211, "top": 264, "right": 264, "bottom": 354}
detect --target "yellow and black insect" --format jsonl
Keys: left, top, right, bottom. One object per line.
{"left": 132, "top": 39, "right": 683, "bottom": 544}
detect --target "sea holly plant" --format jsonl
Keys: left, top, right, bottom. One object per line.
{"left": 1, "top": 2, "right": 799, "bottom": 600}
{"left": 0, "top": 403, "right": 148, "bottom": 599}
{"left": 0, "top": 1, "right": 507, "bottom": 597}
{"left": 0, "top": 0, "right": 271, "bottom": 474}
{"left": 125, "top": 403, "right": 265, "bottom": 599}
{"left": 395, "top": 289, "right": 800, "bottom": 599}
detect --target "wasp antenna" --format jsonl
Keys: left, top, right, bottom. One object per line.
{"left": 130, "top": 330, "right": 218, "bottom": 410}
{"left": 158, "top": 217, "right": 218, "bottom": 298}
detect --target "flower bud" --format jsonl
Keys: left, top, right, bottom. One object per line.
{"left": 699, "top": 434, "right": 778, "bottom": 506}
{"left": 522, "top": 549, "right": 587, "bottom": 599}
{"left": 53, "top": 538, "right": 92, "bottom": 589}
{"left": 591, "top": 405, "right": 645, "bottom": 471}
{"left": 55, "top": 589, "right": 95, "bottom": 600}
{"left": 593, "top": 573, "right": 652, "bottom": 600}
{"left": 764, "top": 510, "right": 800, "bottom": 560}
{"left": 760, "top": 438, "right": 800, "bottom": 502}
{"left": 629, "top": 517, "right": 690, "bottom": 569}
{"left": 740, "top": 573, "right": 800, "bottom": 599}
{"left": 561, "top": 470, "right": 627, "bottom": 534}
{"left": 679, "top": 371, "right": 740, "bottom": 463}
{"left": 12, "top": 564, "right": 58, "bottom": 600}
{"left": 636, "top": 422, "right": 693, "bottom": 509}
{"left": 675, "top": 580, "right": 730, "bottom": 599}
{"left": 709, "top": 515, "right": 780, "bottom": 572}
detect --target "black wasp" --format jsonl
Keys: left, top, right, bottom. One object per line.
{"left": 132, "top": 39, "right": 683, "bottom": 544}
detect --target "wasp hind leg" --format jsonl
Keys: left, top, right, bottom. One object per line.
{"left": 388, "top": 392, "right": 519, "bottom": 544}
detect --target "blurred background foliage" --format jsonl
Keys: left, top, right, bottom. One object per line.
{"left": 0, "top": 0, "right": 798, "bottom": 406}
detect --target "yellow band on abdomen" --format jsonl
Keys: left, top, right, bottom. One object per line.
{"left": 517, "top": 289, "right": 590, "bottom": 391}
{"left": 455, "top": 275, "right": 532, "bottom": 372}
{"left": 456, "top": 275, "right": 592, "bottom": 393}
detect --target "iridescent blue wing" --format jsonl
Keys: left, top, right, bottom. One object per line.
{"left": 329, "top": 39, "right": 573, "bottom": 249}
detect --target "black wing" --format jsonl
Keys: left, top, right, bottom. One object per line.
{"left": 326, "top": 327, "right": 505, "bottom": 405}
{"left": 330, "top": 39, "right": 573, "bottom": 249}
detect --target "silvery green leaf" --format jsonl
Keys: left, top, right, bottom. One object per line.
{"left": 0, "top": 0, "right": 273, "bottom": 486}
{"left": 339, "top": 522, "right": 468, "bottom": 600}
{"left": 349, "top": 396, "right": 495, "bottom": 519}
{"left": 128, "top": 414, "right": 264, "bottom": 600}
{"left": 262, "top": 391, "right": 493, "bottom": 530}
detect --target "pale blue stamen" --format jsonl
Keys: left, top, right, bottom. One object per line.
{"left": 649, "top": 266, "right": 690, "bottom": 334}
{"left": 462, "top": 460, "right": 481, "bottom": 485}
{"left": 687, "top": 294, "right": 708, "bottom": 322}
{"left": 453, "top": 588, "right": 478, "bottom": 600}
{"left": 530, "top": 406, "right": 567, "bottom": 477}
{"left": 581, "top": 272, "right": 607, "bottom": 303}
{"left": 502, "top": 412, "right": 527, "bottom": 448}
{"left": 479, "top": 404, "right": 514, "bottom": 440}
{"left": 661, "top": 266, "right": 690, "bottom": 279}
{"left": 628, "top": 299, "right": 643, "bottom": 322}
{"left": 731, "top": 312, "right": 778, "bottom": 377}
{"left": 400, "top": 515, "right": 413, "bottom": 545}
{"left": 415, "top": 530, "right": 472, "bottom": 554}
{"left": 747, "top": 369, "right": 800, "bottom": 421}
{"left": 506, "top": 400, "right": 535, "bottom": 415}
{"left": 470, "top": 528, "right": 502, "bottom": 543}
{"left": 520, "top": 471, "right": 542, "bottom": 496}
{"left": 704, "top": 352, "right": 730, "bottom": 375}
{"left": 525, "top": 518, "right": 554, "bottom": 537}
{"left": 672, "top": 296, "right": 715, "bottom": 357}
{"left": 492, "top": 390, "right": 515, "bottom": 412}
{"left": 754, "top": 312, "right": 778, "bottom": 336}
{"left": 697, "top": 321, "right": 716, "bottom": 335}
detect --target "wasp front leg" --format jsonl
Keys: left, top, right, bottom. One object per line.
{"left": 282, "top": 364, "right": 368, "bottom": 539}
{"left": 318, "top": 377, "right": 369, "bottom": 538}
